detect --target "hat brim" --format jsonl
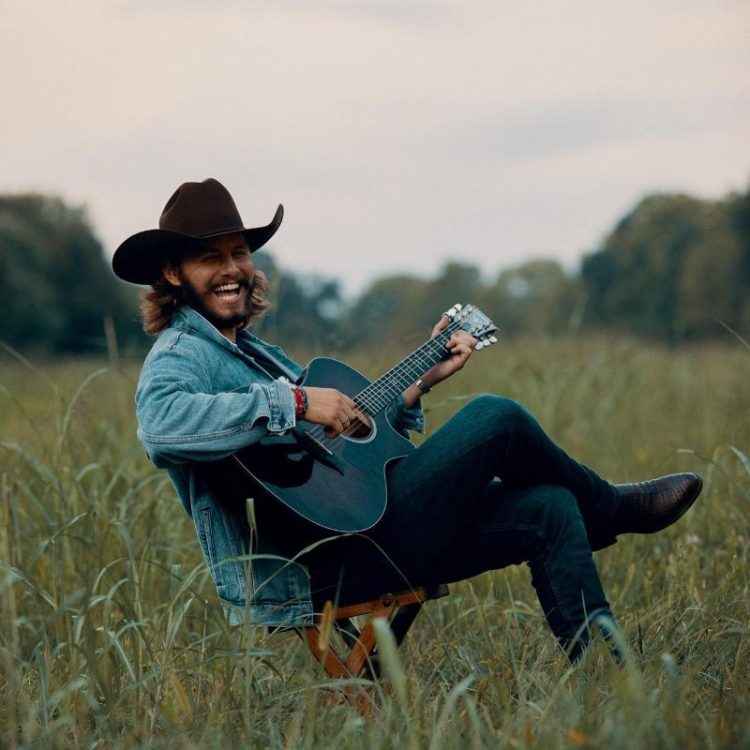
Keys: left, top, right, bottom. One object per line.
{"left": 112, "top": 204, "right": 284, "bottom": 285}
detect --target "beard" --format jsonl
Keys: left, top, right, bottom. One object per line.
{"left": 179, "top": 275, "right": 256, "bottom": 333}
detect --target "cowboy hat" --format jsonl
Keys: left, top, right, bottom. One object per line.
{"left": 112, "top": 178, "right": 283, "bottom": 284}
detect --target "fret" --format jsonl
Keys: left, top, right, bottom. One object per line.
{"left": 354, "top": 322, "right": 462, "bottom": 415}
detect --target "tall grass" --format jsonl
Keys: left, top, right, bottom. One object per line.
{"left": 1, "top": 337, "right": 749, "bottom": 748}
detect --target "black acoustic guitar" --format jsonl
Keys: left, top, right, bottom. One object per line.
{"left": 228, "top": 304, "right": 498, "bottom": 533}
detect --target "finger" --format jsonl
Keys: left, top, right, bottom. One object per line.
{"left": 353, "top": 409, "right": 369, "bottom": 427}
{"left": 451, "top": 337, "right": 476, "bottom": 354}
{"left": 454, "top": 332, "right": 476, "bottom": 346}
{"left": 338, "top": 404, "right": 356, "bottom": 423}
{"left": 432, "top": 315, "right": 451, "bottom": 338}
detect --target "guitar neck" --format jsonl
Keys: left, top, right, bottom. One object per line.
{"left": 352, "top": 319, "right": 462, "bottom": 416}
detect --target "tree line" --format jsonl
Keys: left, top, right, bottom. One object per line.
{"left": 1, "top": 183, "right": 748, "bottom": 356}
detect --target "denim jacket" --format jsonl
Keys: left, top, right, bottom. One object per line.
{"left": 135, "top": 306, "right": 424, "bottom": 627}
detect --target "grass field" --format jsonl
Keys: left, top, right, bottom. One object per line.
{"left": 1, "top": 336, "right": 749, "bottom": 748}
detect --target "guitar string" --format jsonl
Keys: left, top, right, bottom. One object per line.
{"left": 312, "top": 323, "right": 458, "bottom": 424}
{"left": 355, "top": 323, "right": 459, "bottom": 409}
{"left": 308, "top": 319, "right": 462, "bottom": 437}
{"left": 353, "top": 320, "right": 465, "bottom": 415}
{"left": 301, "top": 318, "right": 468, "bottom": 446}
{"left": 303, "top": 315, "right": 478, "bottom": 447}
{"left": 301, "top": 326, "right": 460, "bottom": 445}
{"left": 351, "top": 319, "right": 462, "bottom": 412}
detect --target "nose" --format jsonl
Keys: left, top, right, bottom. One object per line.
{"left": 219, "top": 252, "right": 242, "bottom": 276}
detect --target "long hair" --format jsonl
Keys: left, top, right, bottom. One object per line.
{"left": 139, "top": 269, "right": 271, "bottom": 336}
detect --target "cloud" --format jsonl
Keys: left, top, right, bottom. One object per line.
{"left": 1, "top": 0, "right": 748, "bottom": 294}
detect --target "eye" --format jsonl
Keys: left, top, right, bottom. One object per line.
{"left": 233, "top": 249, "right": 250, "bottom": 259}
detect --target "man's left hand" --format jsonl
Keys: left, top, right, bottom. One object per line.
{"left": 424, "top": 314, "right": 477, "bottom": 386}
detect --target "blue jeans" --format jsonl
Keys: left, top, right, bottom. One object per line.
{"left": 307, "top": 394, "right": 621, "bottom": 660}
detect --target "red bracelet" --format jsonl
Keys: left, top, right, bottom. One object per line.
{"left": 292, "top": 386, "right": 308, "bottom": 417}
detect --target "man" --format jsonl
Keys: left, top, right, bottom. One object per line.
{"left": 114, "top": 178, "right": 703, "bottom": 662}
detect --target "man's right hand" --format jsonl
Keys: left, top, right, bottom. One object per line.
{"left": 301, "top": 387, "right": 366, "bottom": 437}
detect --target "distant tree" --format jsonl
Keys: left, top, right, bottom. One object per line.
{"left": 480, "top": 259, "right": 582, "bottom": 337}
{"left": 581, "top": 189, "right": 750, "bottom": 342}
{"left": 5, "top": 182, "right": 748, "bottom": 357}
{"left": 341, "top": 273, "right": 430, "bottom": 348}
{"left": 0, "top": 194, "right": 141, "bottom": 354}
{"left": 725, "top": 183, "right": 750, "bottom": 335}
{"left": 253, "top": 252, "right": 345, "bottom": 351}
{"left": 422, "top": 262, "right": 482, "bottom": 327}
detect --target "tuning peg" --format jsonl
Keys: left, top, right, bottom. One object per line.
{"left": 490, "top": 336, "right": 498, "bottom": 343}
{"left": 475, "top": 340, "right": 486, "bottom": 350}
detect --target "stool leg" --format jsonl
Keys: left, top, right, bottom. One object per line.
{"left": 299, "top": 592, "right": 437, "bottom": 718}
{"left": 337, "top": 619, "right": 381, "bottom": 681}
{"left": 346, "top": 618, "right": 380, "bottom": 677}
{"left": 302, "top": 627, "right": 349, "bottom": 679}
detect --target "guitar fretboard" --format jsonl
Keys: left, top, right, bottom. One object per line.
{"left": 352, "top": 319, "right": 462, "bottom": 416}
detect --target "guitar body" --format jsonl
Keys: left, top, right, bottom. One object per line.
{"left": 231, "top": 357, "right": 416, "bottom": 533}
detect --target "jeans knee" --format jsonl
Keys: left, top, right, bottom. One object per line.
{"left": 469, "top": 394, "right": 535, "bottom": 433}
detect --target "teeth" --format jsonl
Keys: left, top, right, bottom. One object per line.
{"left": 214, "top": 283, "right": 240, "bottom": 293}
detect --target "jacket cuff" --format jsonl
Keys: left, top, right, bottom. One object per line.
{"left": 262, "top": 378, "right": 297, "bottom": 433}
{"left": 389, "top": 392, "right": 425, "bottom": 435}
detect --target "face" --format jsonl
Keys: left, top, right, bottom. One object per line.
{"left": 163, "top": 233, "right": 256, "bottom": 340}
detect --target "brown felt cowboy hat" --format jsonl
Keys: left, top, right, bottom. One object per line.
{"left": 112, "top": 178, "right": 283, "bottom": 284}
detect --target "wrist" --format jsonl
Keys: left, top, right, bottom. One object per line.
{"left": 415, "top": 377, "right": 432, "bottom": 395}
{"left": 291, "top": 385, "right": 308, "bottom": 417}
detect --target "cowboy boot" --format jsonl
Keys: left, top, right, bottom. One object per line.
{"left": 611, "top": 472, "right": 703, "bottom": 535}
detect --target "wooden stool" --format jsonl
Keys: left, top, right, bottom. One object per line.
{"left": 299, "top": 583, "right": 449, "bottom": 714}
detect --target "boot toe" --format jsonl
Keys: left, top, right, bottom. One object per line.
{"left": 613, "top": 471, "right": 703, "bottom": 535}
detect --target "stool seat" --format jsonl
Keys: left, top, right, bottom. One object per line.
{"left": 299, "top": 583, "right": 449, "bottom": 714}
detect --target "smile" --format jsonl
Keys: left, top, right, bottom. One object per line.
{"left": 213, "top": 283, "right": 243, "bottom": 302}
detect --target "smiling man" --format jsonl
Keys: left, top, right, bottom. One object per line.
{"left": 115, "top": 178, "right": 703, "bottom": 663}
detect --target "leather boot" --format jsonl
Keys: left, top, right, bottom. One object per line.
{"left": 612, "top": 472, "right": 703, "bottom": 535}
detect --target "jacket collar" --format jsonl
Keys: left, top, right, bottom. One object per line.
{"left": 171, "top": 306, "right": 299, "bottom": 381}
{"left": 173, "top": 305, "right": 240, "bottom": 356}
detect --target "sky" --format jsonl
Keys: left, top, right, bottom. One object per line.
{"left": 2, "top": 0, "right": 749, "bottom": 297}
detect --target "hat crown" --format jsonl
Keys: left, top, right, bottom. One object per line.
{"left": 158, "top": 178, "right": 245, "bottom": 238}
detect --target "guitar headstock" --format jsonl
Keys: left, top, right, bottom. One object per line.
{"left": 444, "top": 303, "right": 499, "bottom": 351}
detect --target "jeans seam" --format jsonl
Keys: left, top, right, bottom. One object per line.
{"left": 534, "top": 534, "right": 580, "bottom": 639}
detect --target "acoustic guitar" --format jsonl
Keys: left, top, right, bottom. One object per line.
{"left": 228, "top": 304, "right": 498, "bottom": 533}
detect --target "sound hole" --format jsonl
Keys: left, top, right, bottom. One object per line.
{"left": 344, "top": 414, "right": 376, "bottom": 443}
